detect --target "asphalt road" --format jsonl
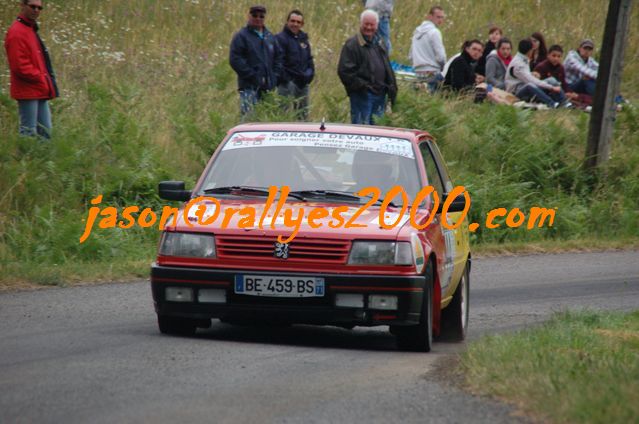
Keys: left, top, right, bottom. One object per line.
{"left": 1, "top": 250, "right": 638, "bottom": 424}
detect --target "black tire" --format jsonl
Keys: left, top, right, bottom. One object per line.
{"left": 157, "top": 315, "right": 198, "bottom": 336}
{"left": 440, "top": 263, "right": 469, "bottom": 341}
{"left": 395, "top": 261, "right": 434, "bottom": 352}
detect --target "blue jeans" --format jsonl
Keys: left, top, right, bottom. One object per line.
{"left": 349, "top": 91, "right": 386, "bottom": 125}
{"left": 416, "top": 72, "right": 444, "bottom": 94}
{"left": 277, "top": 81, "right": 310, "bottom": 121}
{"left": 18, "top": 99, "right": 51, "bottom": 138}
{"left": 569, "top": 79, "right": 596, "bottom": 96}
{"left": 515, "top": 83, "right": 565, "bottom": 107}
{"left": 377, "top": 16, "right": 391, "bottom": 54}
{"left": 239, "top": 88, "right": 268, "bottom": 121}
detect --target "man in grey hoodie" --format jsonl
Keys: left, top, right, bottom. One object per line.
{"left": 409, "top": 6, "right": 446, "bottom": 92}
{"left": 505, "top": 39, "right": 565, "bottom": 108}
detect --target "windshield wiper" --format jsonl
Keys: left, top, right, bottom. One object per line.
{"left": 290, "top": 190, "right": 362, "bottom": 202}
{"left": 291, "top": 190, "right": 399, "bottom": 208}
{"left": 203, "top": 186, "right": 306, "bottom": 201}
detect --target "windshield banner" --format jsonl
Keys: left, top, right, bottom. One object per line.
{"left": 223, "top": 131, "right": 415, "bottom": 159}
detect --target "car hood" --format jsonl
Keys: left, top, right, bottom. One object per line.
{"left": 166, "top": 198, "right": 431, "bottom": 240}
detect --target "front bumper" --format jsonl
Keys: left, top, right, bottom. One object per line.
{"left": 151, "top": 263, "right": 425, "bottom": 326}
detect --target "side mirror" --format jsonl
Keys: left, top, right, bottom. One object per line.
{"left": 159, "top": 181, "right": 191, "bottom": 202}
{"left": 437, "top": 193, "right": 467, "bottom": 213}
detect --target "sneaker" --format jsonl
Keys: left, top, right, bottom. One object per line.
{"left": 552, "top": 102, "right": 560, "bottom": 109}
{"left": 562, "top": 101, "right": 574, "bottom": 109}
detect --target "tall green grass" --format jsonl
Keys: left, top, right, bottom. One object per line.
{"left": 1, "top": 0, "right": 638, "bottom": 284}
{"left": 461, "top": 310, "right": 639, "bottom": 423}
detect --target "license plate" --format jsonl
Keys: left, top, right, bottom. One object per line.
{"left": 234, "top": 274, "right": 325, "bottom": 297}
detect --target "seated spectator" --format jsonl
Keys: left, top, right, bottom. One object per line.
{"left": 505, "top": 39, "right": 566, "bottom": 108}
{"left": 529, "top": 32, "right": 548, "bottom": 71}
{"left": 564, "top": 39, "right": 598, "bottom": 96}
{"left": 485, "top": 37, "right": 512, "bottom": 90}
{"left": 444, "top": 39, "right": 484, "bottom": 92}
{"left": 477, "top": 26, "right": 503, "bottom": 76}
{"left": 534, "top": 45, "right": 579, "bottom": 103}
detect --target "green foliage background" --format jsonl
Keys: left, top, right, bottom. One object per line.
{"left": 1, "top": 0, "right": 638, "bottom": 284}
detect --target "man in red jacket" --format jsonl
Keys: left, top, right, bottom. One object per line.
{"left": 4, "top": 0, "right": 58, "bottom": 138}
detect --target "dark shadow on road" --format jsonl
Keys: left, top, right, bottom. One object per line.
{"left": 153, "top": 320, "right": 469, "bottom": 354}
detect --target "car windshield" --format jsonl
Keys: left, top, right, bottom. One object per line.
{"left": 198, "top": 131, "right": 422, "bottom": 204}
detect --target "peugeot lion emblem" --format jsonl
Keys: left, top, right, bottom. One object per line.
{"left": 274, "top": 242, "right": 290, "bottom": 259}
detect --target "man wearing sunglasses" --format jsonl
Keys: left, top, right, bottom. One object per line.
{"left": 4, "top": 0, "right": 59, "bottom": 138}
{"left": 230, "top": 5, "right": 283, "bottom": 119}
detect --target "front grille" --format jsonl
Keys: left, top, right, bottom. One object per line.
{"left": 216, "top": 235, "right": 350, "bottom": 264}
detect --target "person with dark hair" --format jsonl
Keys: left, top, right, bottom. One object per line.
{"left": 229, "top": 5, "right": 283, "bottom": 119}
{"left": 276, "top": 9, "right": 314, "bottom": 120}
{"left": 409, "top": 6, "right": 447, "bottom": 92}
{"left": 533, "top": 44, "right": 579, "bottom": 104}
{"left": 477, "top": 26, "right": 502, "bottom": 76}
{"left": 529, "top": 31, "right": 548, "bottom": 71}
{"left": 338, "top": 10, "right": 397, "bottom": 125}
{"left": 505, "top": 38, "right": 566, "bottom": 108}
{"left": 443, "top": 39, "right": 484, "bottom": 92}
{"left": 564, "top": 39, "right": 599, "bottom": 96}
{"left": 485, "top": 37, "right": 512, "bottom": 89}
{"left": 4, "top": 0, "right": 59, "bottom": 138}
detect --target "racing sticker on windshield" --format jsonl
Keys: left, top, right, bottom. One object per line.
{"left": 223, "top": 131, "right": 415, "bottom": 159}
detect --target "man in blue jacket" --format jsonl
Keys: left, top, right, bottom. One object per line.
{"left": 230, "top": 5, "right": 283, "bottom": 119}
{"left": 276, "top": 10, "right": 314, "bottom": 121}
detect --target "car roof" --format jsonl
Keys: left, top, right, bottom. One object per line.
{"left": 228, "top": 122, "right": 432, "bottom": 144}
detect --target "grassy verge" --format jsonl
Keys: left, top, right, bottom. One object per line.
{"left": 461, "top": 310, "right": 639, "bottom": 423}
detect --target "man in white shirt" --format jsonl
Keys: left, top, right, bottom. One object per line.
{"left": 409, "top": 6, "right": 446, "bottom": 92}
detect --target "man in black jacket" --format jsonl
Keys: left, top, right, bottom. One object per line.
{"left": 229, "top": 5, "right": 283, "bottom": 119}
{"left": 444, "top": 39, "right": 485, "bottom": 92}
{"left": 337, "top": 10, "right": 397, "bottom": 125}
{"left": 276, "top": 10, "right": 314, "bottom": 121}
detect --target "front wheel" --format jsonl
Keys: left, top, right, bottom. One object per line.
{"left": 440, "top": 263, "right": 469, "bottom": 341}
{"left": 394, "top": 261, "right": 434, "bottom": 352}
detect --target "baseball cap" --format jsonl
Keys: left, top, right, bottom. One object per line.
{"left": 249, "top": 5, "right": 266, "bottom": 14}
{"left": 580, "top": 39, "right": 595, "bottom": 49}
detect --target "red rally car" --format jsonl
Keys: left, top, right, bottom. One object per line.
{"left": 151, "top": 122, "right": 471, "bottom": 352}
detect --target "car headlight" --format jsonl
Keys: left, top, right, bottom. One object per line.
{"left": 159, "top": 232, "right": 216, "bottom": 258}
{"left": 347, "top": 241, "right": 412, "bottom": 265}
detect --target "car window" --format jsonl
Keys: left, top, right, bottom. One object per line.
{"left": 199, "top": 131, "right": 422, "bottom": 204}
{"left": 427, "top": 141, "right": 454, "bottom": 193}
{"left": 419, "top": 142, "right": 444, "bottom": 197}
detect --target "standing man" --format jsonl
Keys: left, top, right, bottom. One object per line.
{"left": 229, "top": 5, "right": 282, "bottom": 119}
{"left": 365, "top": 0, "right": 394, "bottom": 54}
{"left": 4, "top": 0, "right": 59, "bottom": 138}
{"left": 276, "top": 10, "right": 314, "bottom": 121}
{"left": 338, "top": 10, "right": 397, "bottom": 125}
{"left": 409, "top": 6, "right": 447, "bottom": 92}
{"left": 564, "top": 39, "right": 598, "bottom": 96}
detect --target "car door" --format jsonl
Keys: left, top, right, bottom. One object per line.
{"left": 419, "top": 140, "right": 469, "bottom": 299}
